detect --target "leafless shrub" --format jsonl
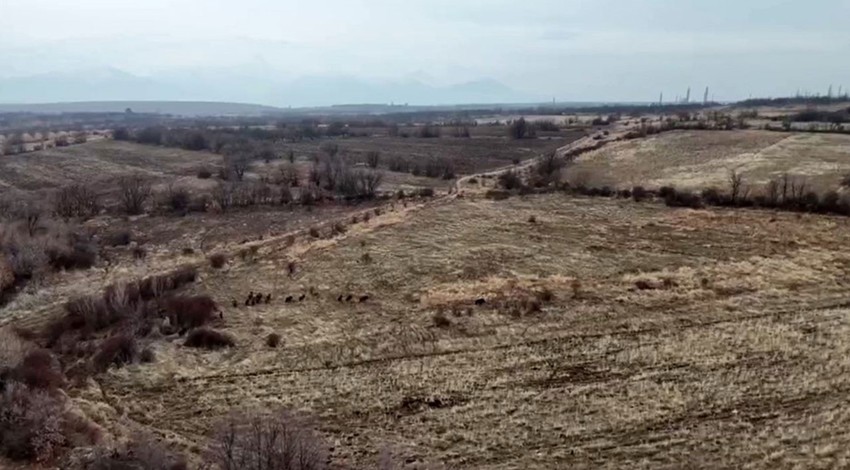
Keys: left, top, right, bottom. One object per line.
{"left": 331, "top": 222, "right": 347, "bottom": 236}
{"left": 103, "top": 230, "right": 131, "bottom": 247}
{"left": 765, "top": 179, "right": 781, "bottom": 205}
{"left": 209, "top": 253, "right": 227, "bottom": 269}
{"left": 92, "top": 335, "right": 138, "bottom": 371}
{"left": 164, "top": 185, "right": 191, "bottom": 213}
{"left": 118, "top": 174, "right": 153, "bottom": 215}
{"left": 508, "top": 117, "right": 535, "bottom": 139}
{"left": 132, "top": 246, "right": 147, "bottom": 260}
{"left": 432, "top": 311, "right": 452, "bottom": 328}
{"left": 47, "top": 241, "right": 97, "bottom": 271}
{"left": 0, "top": 382, "right": 65, "bottom": 462}
{"left": 266, "top": 333, "right": 282, "bottom": 348}
{"left": 10, "top": 348, "right": 65, "bottom": 391}
{"left": 366, "top": 151, "right": 380, "bottom": 168}
{"left": 728, "top": 169, "right": 748, "bottom": 205}
{"left": 0, "top": 327, "right": 31, "bottom": 369}
{"left": 206, "top": 407, "right": 327, "bottom": 470}
{"left": 631, "top": 186, "right": 649, "bottom": 202}
{"left": 212, "top": 182, "right": 235, "bottom": 211}
{"left": 165, "top": 295, "right": 218, "bottom": 330}
{"left": 73, "top": 431, "right": 185, "bottom": 470}
{"left": 139, "top": 347, "right": 156, "bottom": 364}
{"left": 498, "top": 170, "right": 524, "bottom": 190}
{"left": 185, "top": 328, "right": 235, "bottom": 349}
{"left": 224, "top": 153, "right": 251, "bottom": 181}
{"left": 533, "top": 152, "right": 564, "bottom": 185}
{"left": 54, "top": 184, "right": 100, "bottom": 219}
{"left": 308, "top": 227, "right": 320, "bottom": 238}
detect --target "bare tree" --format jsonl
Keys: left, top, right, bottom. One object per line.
{"left": 212, "top": 182, "right": 235, "bottom": 211}
{"left": 206, "top": 408, "right": 327, "bottom": 470}
{"left": 357, "top": 170, "right": 383, "bottom": 197}
{"left": 11, "top": 199, "right": 44, "bottom": 236}
{"left": 54, "top": 184, "right": 100, "bottom": 219}
{"left": 729, "top": 169, "right": 746, "bottom": 204}
{"left": 780, "top": 173, "right": 791, "bottom": 204}
{"left": 118, "top": 174, "right": 152, "bottom": 215}
{"left": 277, "top": 164, "right": 300, "bottom": 187}
{"left": 508, "top": 117, "right": 530, "bottom": 140}
{"left": 224, "top": 153, "right": 251, "bottom": 181}
{"left": 365, "top": 151, "right": 381, "bottom": 169}
{"left": 790, "top": 176, "right": 807, "bottom": 205}
{"left": 765, "top": 179, "right": 780, "bottom": 205}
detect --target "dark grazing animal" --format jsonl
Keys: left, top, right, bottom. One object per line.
{"left": 245, "top": 291, "right": 254, "bottom": 306}
{"left": 298, "top": 294, "right": 306, "bottom": 301}
{"left": 474, "top": 298, "right": 486, "bottom": 306}
{"left": 337, "top": 295, "right": 344, "bottom": 302}
{"left": 253, "top": 293, "right": 264, "bottom": 304}
{"left": 359, "top": 295, "right": 370, "bottom": 303}
{"left": 285, "top": 295, "right": 294, "bottom": 303}
{"left": 265, "top": 294, "right": 272, "bottom": 304}
{"left": 231, "top": 299, "right": 238, "bottom": 308}
{"left": 345, "top": 294, "right": 353, "bottom": 302}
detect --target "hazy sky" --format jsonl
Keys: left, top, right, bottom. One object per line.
{"left": 2, "top": 0, "right": 849, "bottom": 102}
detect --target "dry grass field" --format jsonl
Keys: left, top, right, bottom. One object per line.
{"left": 31, "top": 192, "right": 847, "bottom": 469}
{"left": 5, "top": 124, "right": 850, "bottom": 468}
{"left": 287, "top": 132, "right": 581, "bottom": 175}
{"left": 569, "top": 130, "right": 850, "bottom": 191}
{"left": 0, "top": 140, "right": 221, "bottom": 193}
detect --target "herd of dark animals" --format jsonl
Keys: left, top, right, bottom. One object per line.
{"left": 224, "top": 292, "right": 488, "bottom": 315}
{"left": 231, "top": 291, "right": 375, "bottom": 308}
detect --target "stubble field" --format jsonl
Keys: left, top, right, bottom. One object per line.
{"left": 89, "top": 192, "right": 850, "bottom": 469}
{"left": 569, "top": 130, "right": 850, "bottom": 191}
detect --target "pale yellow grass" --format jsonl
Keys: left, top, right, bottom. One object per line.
{"left": 571, "top": 130, "right": 850, "bottom": 191}
{"left": 72, "top": 193, "right": 850, "bottom": 469}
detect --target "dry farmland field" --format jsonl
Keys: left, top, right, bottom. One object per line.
{"left": 569, "top": 129, "right": 850, "bottom": 191}
{"left": 15, "top": 193, "right": 850, "bottom": 468}
{"left": 4, "top": 123, "right": 850, "bottom": 469}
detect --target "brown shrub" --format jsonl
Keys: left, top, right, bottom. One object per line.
{"left": 166, "top": 295, "right": 218, "bottom": 329}
{"left": 309, "top": 227, "right": 320, "bottom": 238}
{"left": 139, "top": 347, "right": 156, "bottom": 364}
{"left": 209, "top": 253, "right": 227, "bottom": 269}
{"left": 0, "top": 327, "right": 30, "bottom": 369}
{"left": 484, "top": 189, "right": 512, "bottom": 201}
{"left": 75, "top": 431, "right": 185, "bottom": 470}
{"left": 0, "top": 382, "right": 65, "bottom": 462}
{"left": 92, "top": 335, "right": 138, "bottom": 371}
{"left": 0, "top": 257, "right": 15, "bottom": 293}
{"left": 185, "top": 328, "right": 235, "bottom": 349}
{"left": 331, "top": 222, "right": 347, "bottom": 236}
{"left": 536, "top": 288, "right": 554, "bottom": 303}
{"left": 103, "top": 230, "right": 132, "bottom": 247}
{"left": 432, "top": 311, "right": 452, "bottom": 329}
{"left": 266, "top": 333, "right": 282, "bottom": 348}
{"left": 12, "top": 349, "right": 65, "bottom": 390}
{"left": 132, "top": 246, "right": 147, "bottom": 260}
{"left": 206, "top": 408, "right": 327, "bottom": 470}
{"left": 47, "top": 242, "right": 97, "bottom": 271}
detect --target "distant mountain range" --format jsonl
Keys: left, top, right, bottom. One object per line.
{"left": 0, "top": 67, "right": 541, "bottom": 110}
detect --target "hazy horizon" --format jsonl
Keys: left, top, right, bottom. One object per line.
{"left": 2, "top": 0, "right": 849, "bottom": 106}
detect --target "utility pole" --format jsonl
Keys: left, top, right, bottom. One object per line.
{"left": 659, "top": 92, "right": 663, "bottom": 106}
{"left": 704, "top": 87, "right": 709, "bottom": 105}
{"left": 685, "top": 87, "right": 691, "bottom": 104}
